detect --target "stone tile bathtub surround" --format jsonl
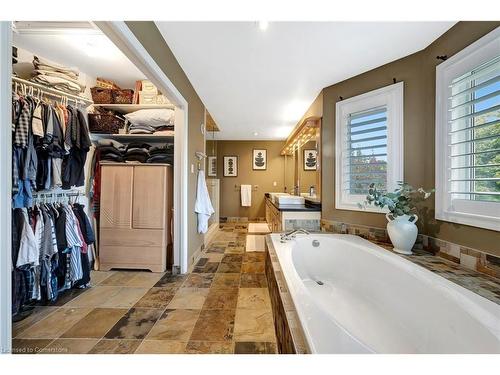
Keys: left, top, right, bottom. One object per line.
{"left": 320, "top": 219, "right": 500, "bottom": 305}
{"left": 265, "top": 238, "right": 309, "bottom": 354}
{"left": 12, "top": 222, "right": 277, "bottom": 355}
{"left": 320, "top": 219, "right": 500, "bottom": 277}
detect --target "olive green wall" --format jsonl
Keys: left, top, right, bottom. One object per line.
{"left": 319, "top": 21, "right": 500, "bottom": 255}
{"left": 212, "top": 140, "right": 293, "bottom": 218}
{"left": 126, "top": 21, "right": 207, "bottom": 266}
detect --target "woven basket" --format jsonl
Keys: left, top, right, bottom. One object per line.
{"left": 112, "top": 89, "right": 134, "bottom": 104}
{"left": 91, "top": 87, "right": 113, "bottom": 104}
{"left": 96, "top": 78, "right": 120, "bottom": 90}
{"left": 88, "top": 113, "right": 124, "bottom": 134}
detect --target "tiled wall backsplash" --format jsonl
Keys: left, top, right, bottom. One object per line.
{"left": 320, "top": 219, "right": 500, "bottom": 279}
{"left": 284, "top": 219, "right": 320, "bottom": 232}
{"left": 220, "top": 217, "right": 266, "bottom": 223}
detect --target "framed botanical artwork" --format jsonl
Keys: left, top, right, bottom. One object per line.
{"left": 223, "top": 155, "right": 238, "bottom": 177}
{"left": 303, "top": 149, "right": 318, "bottom": 170}
{"left": 207, "top": 156, "right": 217, "bottom": 177}
{"left": 252, "top": 149, "right": 267, "bottom": 170}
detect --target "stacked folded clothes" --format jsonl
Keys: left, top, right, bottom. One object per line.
{"left": 146, "top": 144, "right": 174, "bottom": 164}
{"left": 31, "top": 56, "right": 86, "bottom": 94}
{"left": 97, "top": 139, "right": 126, "bottom": 162}
{"left": 127, "top": 123, "right": 155, "bottom": 134}
{"left": 125, "top": 142, "right": 151, "bottom": 163}
{"left": 95, "top": 140, "right": 173, "bottom": 164}
{"left": 124, "top": 109, "right": 175, "bottom": 135}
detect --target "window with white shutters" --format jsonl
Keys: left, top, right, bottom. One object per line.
{"left": 335, "top": 82, "right": 403, "bottom": 212}
{"left": 435, "top": 27, "right": 500, "bottom": 230}
{"left": 347, "top": 107, "right": 388, "bottom": 195}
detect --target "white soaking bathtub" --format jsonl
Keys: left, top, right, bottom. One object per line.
{"left": 269, "top": 233, "right": 500, "bottom": 354}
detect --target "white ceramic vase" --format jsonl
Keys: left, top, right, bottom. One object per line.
{"left": 385, "top": 213, "right": 418, "bottom": 255}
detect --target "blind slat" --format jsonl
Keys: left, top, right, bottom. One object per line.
{"left": 450, "top": 191, "right": 500, "bottom": 196}
{"left": 450, "top": 148, "right": 500, "bottom": 158}
{"left": 349, "top": 107, "right": 386, "bottom": 121}
{"left": 450, "top": 177, "right": 500, "bottom": 182}
{"left": 449, "top": 90, "right": 499, "bottom": 112}
{"left": 449, "top": 104, "right": 500, "bottom": 123}
{"left": 449, "top": 119, "right": 500, "bottom": 134}
{"left": 348, "top": 117, "right": 387, "bottom": 129}
{"left": 449, "top": 133, "right": 499, "bottom": 146}
{"left": 350, "top": 125, "right": 387, "bottom": 136}
{"left": 450, "top": 163, "right": 500, "bottom": 170}
{"left": 349, "top": 134, "right": 387, "bottom": 143}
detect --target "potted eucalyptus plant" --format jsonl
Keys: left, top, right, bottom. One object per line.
{"left": 359, "top": 182, "right": 434, "bottom": 255}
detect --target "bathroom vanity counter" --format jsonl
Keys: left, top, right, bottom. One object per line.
{"left": 265, "top": 193, "right": 321, "bottom": 212}
{"left": 265, "top": 195, "right": 321, "bottom": 232}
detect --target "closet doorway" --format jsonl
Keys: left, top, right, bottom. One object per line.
{"left": 0, "top": 21, "right": 189, "bottom": 353}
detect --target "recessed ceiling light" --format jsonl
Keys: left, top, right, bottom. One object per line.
{"left": 253, "top": 132, "right": 259, "bottom": 136}
{"left": 258, "top": 21, "right": 269, "bottom": 31}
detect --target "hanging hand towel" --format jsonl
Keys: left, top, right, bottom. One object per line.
{"left": 194, "top": 170, "right": 215, "bottom": 234}
{"left": 241, "top": 184, "right": 252, "bottom": 207}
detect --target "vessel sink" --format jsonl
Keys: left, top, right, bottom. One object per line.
{"left": 275, "top": 195, "right": 305, "bottom": 205}
{"left": 268, "top": 192, "right": 289, "bottom": 200}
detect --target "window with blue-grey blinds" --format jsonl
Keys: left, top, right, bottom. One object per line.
{"left": 346, "top": 106, "right": 388, "bottom": 195}
{"left": 448, "top": 55, "right": 500, "bottom": 203}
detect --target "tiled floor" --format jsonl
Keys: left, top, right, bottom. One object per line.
{"left": 12, "top": 222, "right": 277, "bottom": 354}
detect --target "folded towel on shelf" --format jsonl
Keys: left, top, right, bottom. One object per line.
{"left": 241, "top": 184, "right": 252, "bottom": 207}
{"left": 33, "top": 69, "right": 86, "bottom": 91}
{"left": 33, "top": 56, "right": 79, "bottom": 79}
{"left": 31, "top": 74, "right": 83, "bottom": 94}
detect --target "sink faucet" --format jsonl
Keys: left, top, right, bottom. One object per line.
{"left": 280, "top": 228, "right": 310, "bottom": 242}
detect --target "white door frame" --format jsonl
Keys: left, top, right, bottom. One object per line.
{"left": 0, "top": 21, "right": 13, "bottom": 354}
{"left": 95, "top": 22, "right": 189, "bottom": 274}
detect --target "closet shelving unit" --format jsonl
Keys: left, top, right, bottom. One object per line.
{"left": 91, "top": 103, "right": 175, "bottom": 140}
{"left": 93, "top": 103, "right": 175, "bottom": 114}
{"left": 13, "top": 77, "right": 174, "bottom": 140}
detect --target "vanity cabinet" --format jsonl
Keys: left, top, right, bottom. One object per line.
{"left": 265, "top": 196, "right": 321, "bottom": 232}
{"left": 266, "top": 197, "right": 283, "bottom": 232}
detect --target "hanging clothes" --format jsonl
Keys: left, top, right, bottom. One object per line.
{"left": 11, "top": 90, "right": 91, "bottom": 209}
{"left": 11, "top": 200, "right": 94, "bottom": 318}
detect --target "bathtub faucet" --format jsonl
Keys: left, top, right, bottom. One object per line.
{"left": 280, "top": 228, "right": 310, "bottom": 242}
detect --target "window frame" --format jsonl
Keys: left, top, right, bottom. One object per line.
{"left": 435, "top": 27, "right": 500, "bottom": 231}
{"left": 335, "top": 82, "right": 404, "bottom": 212}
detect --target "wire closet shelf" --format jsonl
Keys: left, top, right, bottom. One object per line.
{"left": 12, "top": 76, "right": 93, "bottom": 107}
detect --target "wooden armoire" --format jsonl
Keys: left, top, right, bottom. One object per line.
{"left": 99, "top": 163, "right": 173, "bottom": 272}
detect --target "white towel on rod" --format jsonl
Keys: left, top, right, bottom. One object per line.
{"left": 241, "top": 184, "right": 252, "bottom": 207}
{"left": 194, "top": 170, "right": 215, "bottom": 234}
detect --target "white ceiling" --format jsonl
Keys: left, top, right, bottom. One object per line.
{"left": 12, "top": 23, "right": 145, "bottom": 89}
{"left": 156, "top": 22, "right": 455, "bottom": 140}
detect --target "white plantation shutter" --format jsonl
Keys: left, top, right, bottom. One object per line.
{"left": 435, "top": 27, "right": 500, "bottom": 230}
{"left": 345, "top": 107, "right": 388, "bottom": 195}
{"left": 335, "top": 82, "right": 403, "bottom": 211}
{"left": 448, "top": 56, "right": 500, "bottom": 202}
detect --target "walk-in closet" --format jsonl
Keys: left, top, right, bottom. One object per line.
{"left": 10, "top": 22, "right": 178, "bottom": 332}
